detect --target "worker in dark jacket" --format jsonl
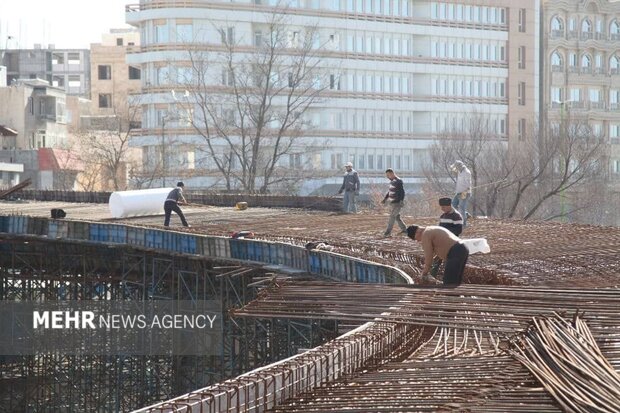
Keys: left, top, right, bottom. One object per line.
{"left": 164, "top": 181, "right": 190, "bottom": 227}
{"left": 381, "top": 169, "right": 407, "bottom": 237}
{"left": 431, "top": 197, "right": 464, "bottom": 276}
{"left": 438, "top": 197, "right": 463, "bottom": 236}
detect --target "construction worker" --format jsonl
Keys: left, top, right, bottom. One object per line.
{"left": 450, "top": 160, "right": 472, "bottom": 227}
{"left": 164, "top": 181, "right": 190, "bottom": 227}
{"left": 407, "top": 225, "right": 469, "bottom": 286}
{"left": 337, "top": 162, "right": 360, "bottom": 213}
{"left": 430, "top": 197, "right": 464, "bottom": 277}
{"left": 381, "top": 168, "right": 407, "bottom": 237}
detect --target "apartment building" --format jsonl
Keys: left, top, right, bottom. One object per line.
{"left": 1, "top": 46, "right": 91, "bottom": 98}
{"left": 90, "top": 28, "right": 142, "bottom": 118}
{"left": 542, "top": 0, "right": 620, "bottom": 178}
{"left": 0, "top": 79, "right": 68, "bottom": 149}
{"left": 0, "top": 79, "right": 81, "bottom": 189}
{"left": 126, "top": 0, "right": 538, "bottom": 193}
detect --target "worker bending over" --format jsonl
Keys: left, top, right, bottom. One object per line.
{"left": 407, "top": 225, "right": 469, "bottom": 286}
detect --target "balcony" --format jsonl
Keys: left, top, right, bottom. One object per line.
{"left": 580, "top": 32, "right": 593, "bottom": 41}
{"left": 550, "top": 30, "right": 564, "bottom": 38}
{"left": 580, "top": 66, "right": 592, "bottom": 74}
{"left": 610, "top": 103, "right": 620, "bottom": 110}
{"left": 567, "top": 31, "right": 578, "bottom": 40}
{"left": 551, "top": 65, "right": 563, "bottom": 73}
{"left": 589, "top": 101, "right": 604, "bottom": 110}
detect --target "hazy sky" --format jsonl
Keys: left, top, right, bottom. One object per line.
{"left": 0, "top": 0, "right": 132, "bottom": 49}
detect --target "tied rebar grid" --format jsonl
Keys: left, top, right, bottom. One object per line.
{"left": 178, "top": 214, "right": 620, "bottom": 288}
{"left": 242, "top": 283, "right": 620, "bottom": 413}
{"left": 233, "top": 282, "right": 620, "bottom": 334}
{"left": 10, "top": 201, "right": 620, "bottom": 287}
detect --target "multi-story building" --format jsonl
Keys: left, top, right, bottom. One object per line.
{"left": 542, "top": 0, "right": 620, "bottom": 178}
{"left": 90, "top": 28, "right": 142, "bottom": 118}
{"left": 1, "top": 46, "right": 91, "bottom": 98}
{"left": 126, "top": 0, "right": 538, "bottom": 193}
{"left": 0, "top": 79, "right": 68, "bottom": 149}
{"left": 0, "top": 79, "right": 81, "bottom": 189}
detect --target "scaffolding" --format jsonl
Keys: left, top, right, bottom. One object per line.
{"left": 0, "top": 236, "right": 338, "bottom": 412}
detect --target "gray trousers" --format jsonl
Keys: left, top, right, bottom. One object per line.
{"left": 385, "top": 201, "right": 406, "bottom": 235}
{"left": 343, "top": 191, "right": 357, "bottom": 213}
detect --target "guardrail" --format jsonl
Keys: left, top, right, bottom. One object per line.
{"left": 0, "top": 214, "right": 413, "bottom": 412}
{"left": 0, "top": 215, "right": 411, "bottom": 285}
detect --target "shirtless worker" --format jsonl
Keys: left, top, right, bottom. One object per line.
{"left": 406, "top": 225, "right": 469, "bottom": 286}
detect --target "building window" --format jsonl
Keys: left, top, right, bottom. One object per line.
{"left": 289, "top": 153, "right": 302, "bottom": 167}
{"left": 551, "top": 16, "right": 563, "bottom": 37}
{"left": 611, "top": 55, "right": 620, "bottom": 74}
{"left": 68, "top": 75, "right": 81, "bottom": 88}
{"left": 99, "top": 94, "right": 112, "bottom": 108}
{"left": 518, "top": 8, "right": 526, "bottom": 32}
{"left": 611, "top": 20, "right": 620, "bottom": 40}
{"left": 129, "top": 66, "right": 141, "bottom": 80}
{"left": 518, "top": 46, "right": 526, "bottom": 69}
{"left": 551, "top": 51, "right": 563, "bottom": 71}
{"left": 116, "top": 38, "right": 124, "bottom": 46}
{"left": 517, "top": 118, "right": 526, "bottom": 141}
{"left": 329, "top": 74, "right": 340, "bottom": 90}
{"left": 52, "top": 52, "right": 64, "bottom": 65}
{"left": 98, "top": 65, "right": 112, "bottom": 80}
{"left": 176, "top": 24, "right": 193, "bottom": 42}
{"left": 221, "top": 27, "right": 235, "bottom": 44}
{"left": 155, "top": 22, "right": 169, "bottom": 43}
{"left": 67, "top": 53, "right": 80, "bottom": 65}
{"left": 518, "top": 81, "right": 525, "bottom": 105}
{"left": 581, "top": 54, "right": 592, "bottom": 73}
{"left": 581, "top": 19, "right": 592, "bottom": 40}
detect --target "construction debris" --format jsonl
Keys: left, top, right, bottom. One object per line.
{"left": 0, "top": 178, "right": 31, "bottom": 199}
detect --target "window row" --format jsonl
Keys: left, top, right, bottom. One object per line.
{"left": 254, "top": 0, "right": 412, "bottom": 16}
{"left": 97, "top": 65, "right": 141, "bottom": 80}
{"left": 551, "top": 16, "right": 620, "bottom": 40}
{"left": 346, "top": 34, "right": 411, "bottom": 56}
{"left": 430, "top": 3, "right": 506, "bottom": 25}
{"left": 344, "top": 73, "right": 410, "bottom": 94}
{"left": 550, "top": 87, "right": 620, "bottom": 109}
{"left": 327, "top": 111, "right": 414, "bottom": 132}
{"left": 550, "top": 51, "right": 620, "bottom": 73}
{"left": 332, "top": 152, "right": 422, "bottom": 172}
{"left": 432, "top": 114, "right": 506, "bottom": 135}
{"left": 431, "top": 77, "right": 506, "bottom": 98}
{"left": 431, "top": 39, "right": 506, "bottom": 62}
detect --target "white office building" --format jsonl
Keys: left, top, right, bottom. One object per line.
{"left": 126, "top": 0, "right": 538, "bottom": 194}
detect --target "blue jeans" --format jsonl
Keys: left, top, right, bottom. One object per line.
{"left": 452, "top": 193, "right": 470, "bottom": 227}
{"left": 385, "top": 201, "right": 407, "bottom": 235}
{"left": 343, "top": 191, "right": 357, "bottom": 213}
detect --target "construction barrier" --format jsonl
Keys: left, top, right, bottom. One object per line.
{"left": 0, "top": 215, "right": 410, "bottom": 284}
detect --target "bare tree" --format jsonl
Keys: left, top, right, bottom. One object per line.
{"left": 175, "top": 10, "right": 331, "bottom": 193}
{"left": 72, "top": 102, "right": 142, "bottom": 191}
{"left": 424, "top": 114, "right": 609, "bottom": 222}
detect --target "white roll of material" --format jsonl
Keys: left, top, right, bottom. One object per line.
{"left": 461, "top": 238, "right": 491, "bottom": 255}
{"left": 109, "top": 188, "right": 174, "bottom": 218}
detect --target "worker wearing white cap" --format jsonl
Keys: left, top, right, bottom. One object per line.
{"left": 450, "top": 160, "right": 472, "bottom": 227}
{"left": 337, "top": 162, "right": 360, "bottom": 213}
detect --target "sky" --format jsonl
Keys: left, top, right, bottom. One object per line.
{"left": 0, "top": 0, "right": 132, "bottom": 50}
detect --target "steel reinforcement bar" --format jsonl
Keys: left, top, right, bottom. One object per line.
{"left": 0, "top": 214, "right": 416, "bottom": 413}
